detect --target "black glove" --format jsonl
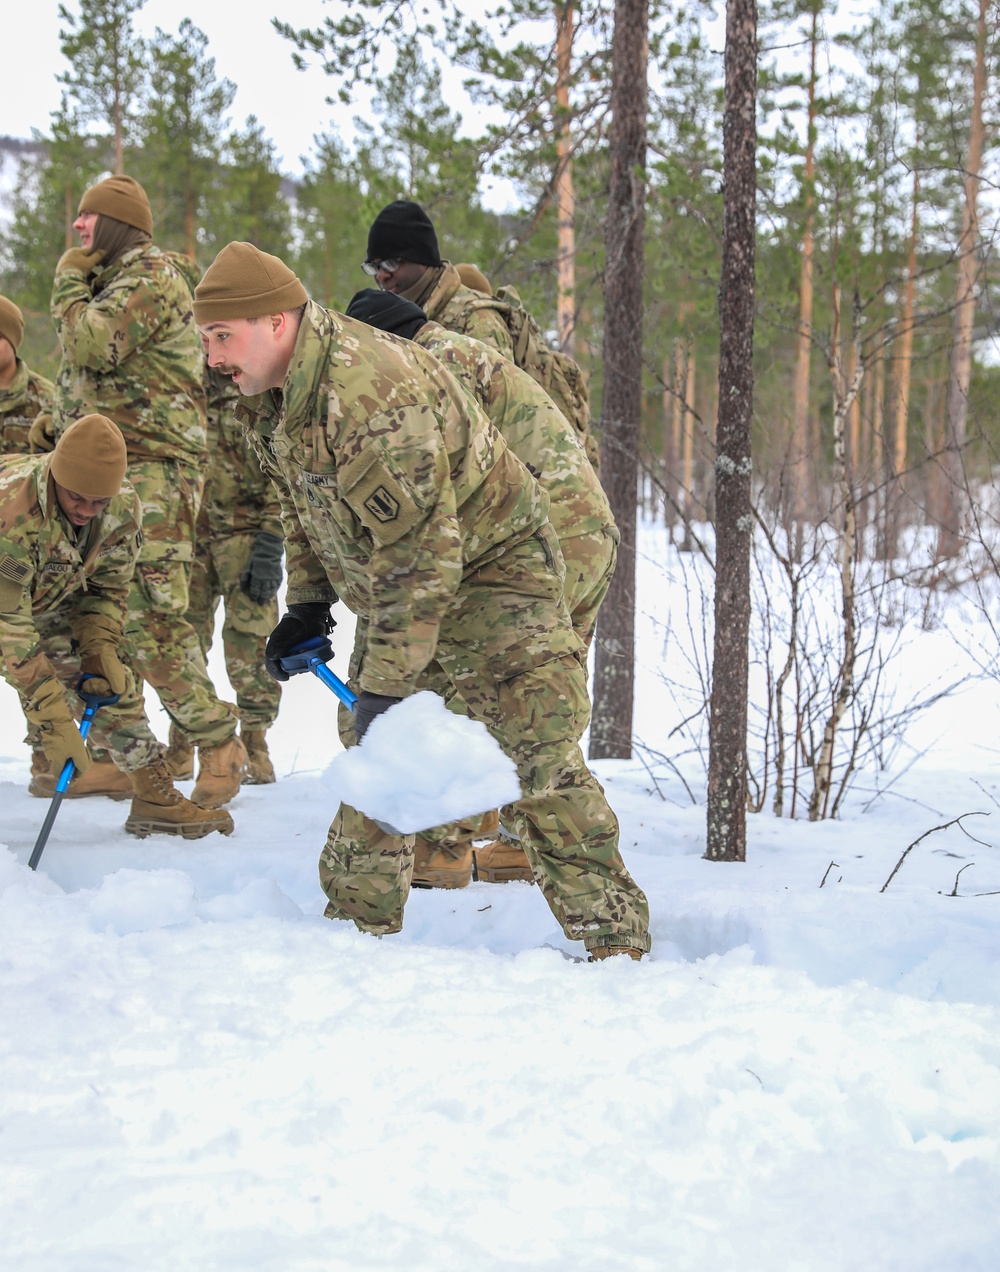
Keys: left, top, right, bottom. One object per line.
{"left": 264, "top": 603, "right": 334, "bottom": 682}
{"left": 353, "top": 691, "right": 402, "bottom": 743}
{"left": 240, "top": 531, "right": 284, "bottom": 604}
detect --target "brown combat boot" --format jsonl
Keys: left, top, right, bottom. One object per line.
{"left": 164, "top": 724, "right": 195, "bottom": 781}
{"left": 125, "top": 756, "right": 234, "bottom": 839}
{"left": 473, "top": 833, "right": 535, "bottom": 884}
{"left": 411, "top": 838, "right": 474, "bottom": 889}
{"left": 241, "top": 728, "right": 276, "bottom": 785}
{"left": 29, "top": 751, "right": 133, "bottom": 801}
{"left": 588, "top": 945, "right": 644, "bottom": 962}
{"left": 191, "top": 735, "right": 247, "bottom": 809}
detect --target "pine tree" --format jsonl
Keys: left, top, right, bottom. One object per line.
{"left": 57, "top": 0, "right": 147, "bottom": 175}
{"left": 133, "top": 19, "right": 235, "bottom": 259}
{"left": 203, "top": 117, "right": 291, "bottom": 258}
{"left": 589, "top": 0, "right": 649, "bottom": 761}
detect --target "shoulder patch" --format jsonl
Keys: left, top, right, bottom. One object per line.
{"left": 0, "top": 554, "right": 30, "bottom": 584}
{"left": 338, "top": 446, "right": 424, "bottom": 547}
{"left": 363, "top": 486, "right": 400, "bottom": 524}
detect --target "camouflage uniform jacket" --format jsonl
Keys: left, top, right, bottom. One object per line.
{"left": 50, "top": 244, "right": 208, "bottom": 465}
{"left": 235, "top": 300, "right": 553, "bottom": 698}
{"left": 0, "top": 452, "right": 142, "bottom": 699}
{"left": 0, "top": 360, "right": 54, "bottom": 453}
{"left": 414, "top": 322, "right": 614, "bottom": 544}
{"left": 404, "top": 264, "right": 515, "bottom": 360}
{"left": 199, "top": 365, "right": 282, "bottom": 540}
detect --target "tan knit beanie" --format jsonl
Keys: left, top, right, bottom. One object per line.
{"left": 50, "top": 414, "right": 128, "bottom": 499}
{"left": 193, "top": 242, "right": 308, "bottom": 324}
{"left": 78, "top": 176, "right": 153, "bottom": 235}
{"left": 0, "top": 295, "right": 24, "bottom": 352}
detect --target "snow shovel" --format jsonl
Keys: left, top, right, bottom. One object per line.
{"left": 278, "top": 635, "right": 520, "bottom": 837}
{"left": 277, "top": 635, "right": 413, "bottom": 834}
{"left": 28, "top": 675, "right": 121, "bottom": 872}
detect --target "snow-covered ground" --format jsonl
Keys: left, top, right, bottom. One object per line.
{"left": 3, "top": 521, "right": 1000, "bottom": 1270}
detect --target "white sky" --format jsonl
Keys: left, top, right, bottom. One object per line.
{"left": 7, "top": 1, "right": 408, "bottom": 175}
{"left": 5, "top": 0, "right": 520, "bottom": 209}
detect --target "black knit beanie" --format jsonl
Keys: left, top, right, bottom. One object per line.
{"left": 366, "top": 200, "right": 442, "bottom": 267}
{"left": 346, "top": 289, "right": 428, "bottom": 341}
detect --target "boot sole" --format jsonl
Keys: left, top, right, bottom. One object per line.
{"left": 241, "top": 772, "right": 276, "bottom": 786}
{"left": 125, "top": 815, "right": 233, "bottom": 839}
{"left": 412, "top": 870, "right": 472, "bottom": 889}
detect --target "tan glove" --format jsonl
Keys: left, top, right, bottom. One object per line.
{"left": 73, "top": 612, "right": 129, "bottom": 697}
{"left": 56, "top": 247, "right": 105, "bottom": 275}
{"left": 24, "top": 678, "right": 92, "bottom": 775}
{"left": 28, "top": 413, "right": 56, "bottom": 453}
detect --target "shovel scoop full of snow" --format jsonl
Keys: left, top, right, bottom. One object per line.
{"left": 334, "top": 691, "right": 522, "bottom": 835}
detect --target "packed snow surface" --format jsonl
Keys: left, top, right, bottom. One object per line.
{"left": 2, "top": 521, "right": 1000, "bottom": 1270}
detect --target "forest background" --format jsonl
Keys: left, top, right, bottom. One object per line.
{"left": 2, "top": 0, "right": 999, "bottom": 835}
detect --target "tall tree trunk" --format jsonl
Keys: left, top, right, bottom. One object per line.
{"left": 589, "top": 0, "right": 648, "bottom": 761}
{"left": 705, "top": 0, "right": 757, "bottom": 862}
{"left": 938, "top": 0, "right": 988, "bottom": 559}
{"left": 680, "top": 336, "right": 696, "bottom": 549}
{"left": 555, "top": 3, "right": 576, "bottom": 355}
{"left": 809, "top": 286, "right": 863, "bottom": 820}
{"left": 886, "top": 166, "right": 920, "bottom": 558}
{"left": 662, "top": 353, "right": 674, "bottom": 528}
{"left": 64, "top": 183, "right": 75, "bottom": 250}
{"left": 790, "top": 6, "right": 819, "bottom": 560}
{"left": 847, "top": 331, "right": 860, "bottom": 477}
{"left": 872, "top": 337, "right": 886, "bottom": 556}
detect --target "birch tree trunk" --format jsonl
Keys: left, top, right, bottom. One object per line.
{"left": 809, "top": 287, "right": 864, "bottom": 821}
{"left": 589, "top": 0, "right": 648, "bottom": 760}
{"left": 705, "top": 0, "right": 757, "bottom": 861}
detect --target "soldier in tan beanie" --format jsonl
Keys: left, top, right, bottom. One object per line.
{"left": 0, "top": 414, "right": 233, "bottom": 837}
{"left": 49, "top": 174, "right": 247, "bottom": 812}
{"left": 0, "top": 294, "right": 54, "bottom": 453}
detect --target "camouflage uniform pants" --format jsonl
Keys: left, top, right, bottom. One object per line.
{"left": 22, "top": 606, "right": 164, "bottom": 773}
{"left": 186, "top": 530, "right": 281, "bottom": 731}
{"left": 121, "top": 461, "right": 238, "bottom": 747}
{"left": 319, "top": 528, "right": 650, "bottom": 956}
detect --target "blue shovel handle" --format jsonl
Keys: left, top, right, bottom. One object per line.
{"left": 276, "top": 636, "right": 401, "bottom": 836}
{"left": 29, "top": 674, "right": 121, "bottom": 870}
{"left": 278, "top": 635, "right": 357, "bottom": 710}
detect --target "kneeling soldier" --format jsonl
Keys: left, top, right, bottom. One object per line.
{"left": 0, "top": 414, "right": 233, "bottom": 838}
